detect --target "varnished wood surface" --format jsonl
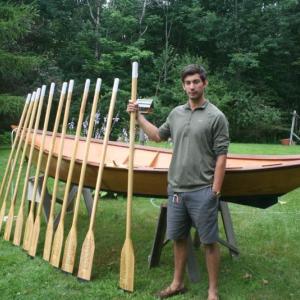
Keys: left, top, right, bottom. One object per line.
{"left": 27, "top": 131, "right": 300, "bottom": 201}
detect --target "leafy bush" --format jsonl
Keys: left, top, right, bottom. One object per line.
{"left": 223, "top": 89, "right": 283, "bottom": 142}
{"left": 0, "top": 131, "right": 12, "bottom": 146}
{"left": 0, "top": 94, "right": 24, "bottom": 133}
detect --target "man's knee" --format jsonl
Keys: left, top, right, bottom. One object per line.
{"left": 174, "top": 238, "right": 188, "bottom": 245}
{"left": 204, "top": 242, "right": 219, "bottom": 254}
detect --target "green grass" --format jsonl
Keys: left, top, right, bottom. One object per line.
{"left": 0, "top": 144, "right": 300, "bottom": 299}
{"left": 147, "top": 140, "right": 300, "bottom": 155}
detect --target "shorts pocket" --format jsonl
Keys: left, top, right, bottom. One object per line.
{"left": 209, "top": 187, "right": 218, "bottom": 201}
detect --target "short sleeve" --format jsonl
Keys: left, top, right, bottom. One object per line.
{"left": 212, "top": 113, "right": 230, "bottom": 156}
{"left": 158, "top": 116, "right": 171, "bottom": 141}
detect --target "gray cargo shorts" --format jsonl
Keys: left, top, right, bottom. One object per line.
{"left": 167, "top": 185, "right": 219, "bottom": 244}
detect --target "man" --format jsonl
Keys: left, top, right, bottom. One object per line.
{"left": 127, "top": 64, "right": 229, "bottom": 300}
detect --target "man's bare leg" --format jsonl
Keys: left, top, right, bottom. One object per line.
{"left": 170, "top": 238, "right": 188, "bottom": 290}
{"left": 205, "top": 242, "right": 220, "bottom": 300}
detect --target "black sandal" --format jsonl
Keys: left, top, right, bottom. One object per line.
{"left": 156, "top": 285, "right": 187, "bottom": 299}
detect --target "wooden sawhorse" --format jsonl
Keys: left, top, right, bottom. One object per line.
{"left": 27, "top": 176, "right": 94, "bottom": 227}
{"left": 148, "top": 200, "right": 239, "bottom": 283}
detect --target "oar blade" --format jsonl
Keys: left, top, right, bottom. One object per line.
{"left": 43, "top": 219, "right": 54, "bottom": 261}
{"left": 119, "top": 238, "right": 135, "bottom": 292}
{"left": 61, "top": 227, "right": 77, "bottom": 274}
{"left": 28, "top": 216, "right": 41, "bottom": 257}
{"left": 77, "top": 230, "right": 95, "bottom": 281}
{"left": 3, "top": 204, "right": 14, "bottom": 241}
{"left": 22, "top": 212, "right": 34, "bottom": 251}
{"left": 50, "top": 223, "right": 64, "bottom": 268}
{"left": 13, "top": 209, "right": 24, "bottom": 246}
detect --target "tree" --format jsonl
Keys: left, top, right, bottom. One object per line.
{"left": 0, "top": 2, "right": 41, "bottom": 94}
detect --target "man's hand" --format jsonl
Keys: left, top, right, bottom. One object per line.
{"left": 127, "top": 101, "right": 139, "bottom": 114}
{"left": 126, "top": 100, "right": 161, "bottom": 142}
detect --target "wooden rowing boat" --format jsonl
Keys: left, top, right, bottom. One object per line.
{"left": 27, "top": 130, "right": 300, "bottom": 208}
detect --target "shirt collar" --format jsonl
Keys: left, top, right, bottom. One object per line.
{"left": 183, "top": 100, "right": 209, "bottom": 110}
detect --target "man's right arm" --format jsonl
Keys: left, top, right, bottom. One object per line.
{"left": 137, "top": 113, "right": 162, "bottom": 142}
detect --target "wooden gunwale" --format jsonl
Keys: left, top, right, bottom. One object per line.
{"left": 29, "top": 130, "right": 300, "bottom": 172}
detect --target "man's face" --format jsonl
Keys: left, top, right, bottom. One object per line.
{"left": 182, "top": 73, "right": 207, "bottom": 101}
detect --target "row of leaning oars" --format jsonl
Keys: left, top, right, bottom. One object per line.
{"left": 0, "top": 62, "right": 139, "bottom": 292}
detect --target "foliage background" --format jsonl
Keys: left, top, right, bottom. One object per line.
{"left": 0, "top": 0, "right": 299, "bottom": 143}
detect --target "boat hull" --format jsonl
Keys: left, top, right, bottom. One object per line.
{"left": 28, "top": 131, "right": 300, "bottom": 208}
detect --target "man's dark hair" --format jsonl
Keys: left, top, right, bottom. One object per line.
{"left": 181, "top": 64, "right": 207, "bottom": 82}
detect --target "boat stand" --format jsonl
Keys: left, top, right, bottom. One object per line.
{"left": 148, "top": 200, "right": 239, "bottom": 283}
{"left": 27, "top": 175, "right": 93, "bottom": 227}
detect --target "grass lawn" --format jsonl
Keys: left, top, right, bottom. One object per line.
{"left": 0, "top": 143, "right": 299, "bottom": 299}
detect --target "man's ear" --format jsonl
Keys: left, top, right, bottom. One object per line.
{"left": 182, "top": 82, "right": 186, "bottom": 91}
{"left": 203, "top": 80, "right": 208, "bottom": 88}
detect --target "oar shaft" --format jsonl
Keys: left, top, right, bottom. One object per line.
{"left": 29, "top": 83, "right": 66, "bottom": 215}
{"left": 11, "top": 96, "right": 37, "bottom": 244}
{"left": 33, "top": 82, "right": 56, "bottom": 218}
{"left": 71, "top": 79, "right": 102, "bottom": 227}
{"left": 89, "top": 78, "right": 119, "bottom": 230}
{"left": 41, "top": 81, "right": 73, "bottom": 219}
{"left": 10, "top": 87, "right": 45, "bottom": 210}
{"left": 42, "top": 81, "right": 73, "bottom": 260}
{"left": 61, "top": 79, "right": 102, "bottom": 273}
{"left": 0, "top": 94, "right": 30, "bottom": 200}
{"left": 0, "top": 91, "right": 39, "bottom": 227}
{"left": 59, "top": 79, "right": 90, "bottom": 222}
{"left": 50, "top": 80, "right": 90, "bottom": 267}
{"left": 126, "top": 63, "right": 138, "bottom": 239}
{"left": 77, "top": 78, "right": 119, "bottom": 281}
{"left": 119, "top": 62, "right": 138, "bottom": 292}
{"left": 3, "top": 88, "right": 45, "bottom": 240}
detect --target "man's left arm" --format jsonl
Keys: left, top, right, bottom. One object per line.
{"left": 212, "top": 154, "right": 227, "bottom": 194}
{"left": 212, "top": 113, "right": 230, "bottom": 195}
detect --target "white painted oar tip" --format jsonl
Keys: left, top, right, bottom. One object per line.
{"left": 95, "top": 78, "right": 102, "bottom": 94}
{"left": 84, "top": 79, "right": 91, "bottom": 93}
{"left": 26, "top": 94, "right": 31, "bottom": 103}
{"left": 113, "top": 78, "right": 120, "bottom": 92}
{"left": 68, "top": 80, "right": 74, "bottom": 92}
{"left": 31, "top": 91, "right": 36, "bottom": 102}
{"left": 41, "top": 85, "right": 47, "bottom": 97}
{"left": 35, "top": 88, "right": 41, "bottom": 100}
{"left": 132, "top": 62, "right": 138, "bottom": 79}
{"left": 62, "top": 82, "right": 68, "bottom": 93}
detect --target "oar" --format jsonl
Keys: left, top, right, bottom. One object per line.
{"left": 61, "top": 78, "right": 102, "bottom": 274}
{"left": 50, "top": 79, "right": 90, "bottom": 268}
{"left": 77, "top": 78, "right": 119, "bottom": 281}
{"left": 12, "top": 85, "right": 54, "bottom": 246}
{"left": 0, "top": 94, "right": 30, "bottom": 214}
{"left": 119, "top": 62, "right": 138, "bottom": 292}
{"left": 22, "top": 83, "right": 67, "bottom": 251}
{"left": 4, "top": 86, "right": 46, "bottom": 241}
{"left": 42, "top": 80, "right": 74, "bottom": 261}
{"left": 0, "top": 91, "right": 39, "bottom": 234}
{"left": 28, "top": 81, "right": 73, "bottom": 258}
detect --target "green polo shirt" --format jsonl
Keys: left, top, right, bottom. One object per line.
{"left": 158, "top": 100, "right": 229, "bottom": 192}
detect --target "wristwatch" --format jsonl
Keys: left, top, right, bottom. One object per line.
{"left": 212, "top": 190, "right": 221, "bottom": 198}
